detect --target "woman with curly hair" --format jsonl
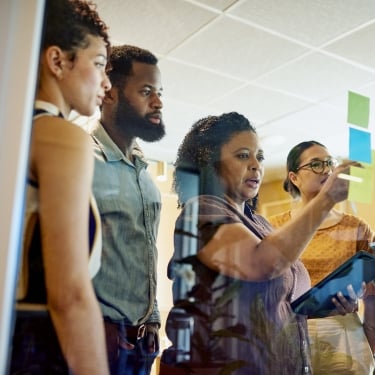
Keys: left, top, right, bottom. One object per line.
{"left": 9, "top": 0, "right": 111, "bottom": 374}
{"left": 160, "top": 112, "right": 360, "bottom": 374}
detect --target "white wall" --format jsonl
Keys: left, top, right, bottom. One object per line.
{"left": 0, "top": 1, "right": 45, "bottom": 373}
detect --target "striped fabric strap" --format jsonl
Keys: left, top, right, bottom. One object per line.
{"left": 33, "top": 108, "right": 64, "bottom": 118}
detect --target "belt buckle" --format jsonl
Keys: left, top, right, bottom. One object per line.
{"left": 137, "top": 324, "right": 146, "bottom": 340}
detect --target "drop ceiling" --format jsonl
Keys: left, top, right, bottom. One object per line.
{"left": 87, "top": 0, "right": 375, "bottom": 182}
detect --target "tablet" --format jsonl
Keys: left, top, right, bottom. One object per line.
{"left": 291, "top": 251, "right": 375, "bottom": 318}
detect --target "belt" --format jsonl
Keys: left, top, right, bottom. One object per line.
{"left": 124, "top": 324, "right": 146, "bottom": 342}
{"left": 104, "top": 320, "right": 160, "bottom": 353}
{"left": 104, "top": 320, "right": 146, "bottom": 346}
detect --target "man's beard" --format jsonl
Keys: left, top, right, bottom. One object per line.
{"left": 115, "top": 92, "right": 166, "bottom": 142}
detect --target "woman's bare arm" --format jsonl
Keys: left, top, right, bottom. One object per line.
{"left": 33, "top": 117, "right": 109, "bottom": 375}
{"left": 198, "top": 163, "right": 354, "bottom": 281}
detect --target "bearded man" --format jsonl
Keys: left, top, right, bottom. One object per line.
{"left": 87, "top": 45, "right": 165, "bottom": 375}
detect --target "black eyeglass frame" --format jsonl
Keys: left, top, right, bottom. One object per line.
{"left": 296, "top": 158, "right": 339, "bottom": 174}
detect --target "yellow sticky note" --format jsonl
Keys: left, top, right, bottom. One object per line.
{"left": 348, "top": 164, "right": 373, "bottom": 204}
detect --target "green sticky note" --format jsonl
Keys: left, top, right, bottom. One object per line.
{"left": 347, "top": 91, "right": 370, "bottom": 128}
{"left": 348, "top": 164, "right": 373, "bottom": 204}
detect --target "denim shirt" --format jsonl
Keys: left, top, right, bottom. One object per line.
{"left": 88, "top": 120, "right": 161, "bottom": 326}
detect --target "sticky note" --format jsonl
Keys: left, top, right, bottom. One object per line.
{"left": 349, "top": 127, "right": 372, "bottom": 163}
{"left": 348, "top": 165, "right": 373, "bottom": 204}
{"left": 347, "top": 91, "right": 370, "bottom": 128}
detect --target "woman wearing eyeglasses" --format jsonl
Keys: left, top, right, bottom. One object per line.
{"left": 269, "top": 140, "right": 375, "bottom": 375}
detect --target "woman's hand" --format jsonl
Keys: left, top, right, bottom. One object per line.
{"left": 331, "top": 283, "right": 364, "bottom": 315}
{"left": 363, "top": 280, "right": 375, "bottom": 298}
{"left": 319, "top": 161, "right": 362, "bottom": 205}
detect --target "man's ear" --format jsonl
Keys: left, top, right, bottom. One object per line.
{"left": 44, "top": 46, "right": 68, "bottom": 79}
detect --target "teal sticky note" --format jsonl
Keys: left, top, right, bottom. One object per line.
{"left": 349, "top": 127, "right": 372, "bottom": 163}
{"left": 347, "top": 91, "right": 370, "bottom": 128}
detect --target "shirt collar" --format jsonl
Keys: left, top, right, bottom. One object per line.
{"left": 89, "top": 120, "right": 148, "bottom": 168}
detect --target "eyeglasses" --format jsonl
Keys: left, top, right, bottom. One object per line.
{"left": 296, "top": 158, "right": 338, "bottom": 174}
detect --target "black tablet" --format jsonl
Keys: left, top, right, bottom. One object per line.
{"left": 291, "top": 251, "right": 375, "bottom": 318}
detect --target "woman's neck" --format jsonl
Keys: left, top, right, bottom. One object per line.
{"left": 224, "top": 194, "right": 244, "bottom": 213}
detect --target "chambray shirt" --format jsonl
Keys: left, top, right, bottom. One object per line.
{"left": 88, "top": 120, "right": 161, "bottom": 326}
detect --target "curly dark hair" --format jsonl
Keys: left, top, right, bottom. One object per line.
{"left": 106, "top": 45, "right": 158, "bottom": 89}
{"left": 174, "top": 112, "right": 259, "bottom": 209}
{"left": 41, "top": 0, "right": 110, "bottom": 61}
{"left": 283, "top": 140, "right": 326, "bottom": 198}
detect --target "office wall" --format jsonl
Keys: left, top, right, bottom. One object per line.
{"left": 0, "top": 1, "right": 44, "bottom": 373}
{"left": 259, "top": 178, "right": 375, "bottom": 227}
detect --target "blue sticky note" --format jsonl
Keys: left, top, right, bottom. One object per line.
{"left": 349, "top": 127, "right": 372, "bottom": 163}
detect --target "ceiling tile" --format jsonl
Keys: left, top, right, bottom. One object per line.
{"left": 169, "top": 16, "right": 307, "bottom": 80}
{"left": 324, "top": 22, "right": 375, "bottom": 69}
{"left": 256, "top": 52, "right": 375, "bottom": 101}
{"left": 270, "top": 103, "right": 346, "bottom": 136}
{"left": 161, "top": 98, "right": 220, "bottom": 136}
{"left": 228, "top": 0, "right": 375, "bottom": 46}
{"left": 95, "top": 0, "right": 217, "bottom": 54}
{"left": 192, "top": 0, "right": 239, "bottom": 11}
{"left": 209, "top": 84, "right": 311, "bottom": 124}
{"left": 158, "top": 58, "right": 243, "bottom": 105}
